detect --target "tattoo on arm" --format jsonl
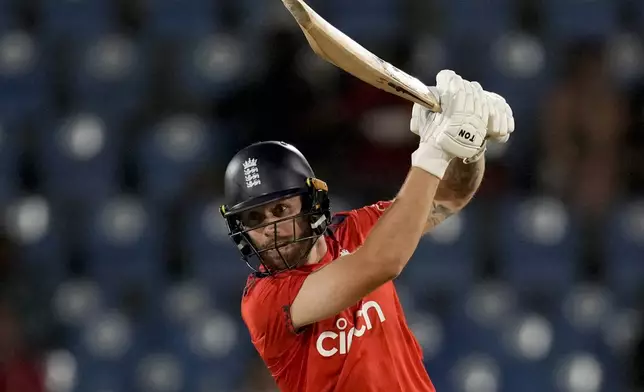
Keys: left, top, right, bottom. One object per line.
{"left": 426, "top": 201, "right": 454, "bottom": 228}
{"left": 435, "top": 158, "right": 485, "bottom": 202}
{"left": 425, "top": 158, "right": 485, "bottom": 230}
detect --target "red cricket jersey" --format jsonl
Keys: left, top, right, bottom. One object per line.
{"left": 241, "top": 201, "right": 436, "bottom": 392}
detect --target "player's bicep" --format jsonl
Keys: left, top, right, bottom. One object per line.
{"left": 290, "top": 252, "right": 394, "bottom": 329}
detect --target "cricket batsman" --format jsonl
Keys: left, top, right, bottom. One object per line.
{"left": 219, "top": 70, "right": 514, "bottom": 391}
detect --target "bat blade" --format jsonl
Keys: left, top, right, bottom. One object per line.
{"left": 282, "top": 0, "right": 440, "bottom": 112}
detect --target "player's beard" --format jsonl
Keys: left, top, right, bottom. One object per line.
{"left": 259, "top": 234, "right": 315, "bottom": 271}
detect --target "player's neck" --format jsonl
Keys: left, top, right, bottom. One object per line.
{"left": 304, "top": 236, "right": 328, "bottom": 266}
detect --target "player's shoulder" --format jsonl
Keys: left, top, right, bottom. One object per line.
{"left": 328, "top": 201, "right": 393, "bottom": 244}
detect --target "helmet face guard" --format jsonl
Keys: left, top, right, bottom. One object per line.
{"left": 220, "top": 178, "right": 331, "bottom": 275}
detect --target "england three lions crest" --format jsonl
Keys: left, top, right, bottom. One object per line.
{"left": 243, "top": 158, "right": 261, "bottom": 188}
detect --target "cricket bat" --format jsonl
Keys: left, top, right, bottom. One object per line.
{"left": 282, "top": 0, "right": 441, "bottom": 112}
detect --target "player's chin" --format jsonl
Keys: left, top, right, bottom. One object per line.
{"left": 263, "top": 244, "right": 305, "bottom": 270}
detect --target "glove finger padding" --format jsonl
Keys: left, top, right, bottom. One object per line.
{"left": 437, "top": 115, "right": 487, "bottom": 159}
{"left": 410, "top": 103, "right": 423, "bottom": 136}
{"left": 437, "top": 86, "right": 488, "bottom": 159}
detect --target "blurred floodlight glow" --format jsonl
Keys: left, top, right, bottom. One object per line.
{"left": 622, "top": 200, "right": 644, "bottom": 243}
{"left": 59, "top": 114, "right": 106, "bottom": 160}
{"left": 138, "top": 354, "right": 183, "bottom": 392}
{"left": 164, "top": 281, "right": 210, "bottom": 324}
{"left": 84, "top": 311, "right": 132, "bottom": 359}
{"left": 465, "top": 282, "right": 515, "bottom": 328}
{"left": 563, "top": 284, "right": 611, "bottom": 331}
{"left": 408, "top": 312, "right": 443, "bottom": 359}
{"left": 45, "top": 350, "right": 77, "bottom": 392}
{"left": 602, "top": 308, "right": 642, "bottom": 354}
{"left": 53, "top": 279, "right": 101, "bottom": 326}
{"left": 5, "top": 196, "right": 50, "bottom": 244}
{"left": 518, "top": 197, "right": 568, "bottom": 245}
{"left": 493, "top": 32, "right": 545, "bottom": 79}
{"left": 86, "top": 34, "right": 137, "bottom": 81}
{"left": 556, "top": 353, "right": 603, "bottom": 392}
{"left": 428, "top": 214, "right": 463, "bottom": 244}
{"left": 194, "top": 34, "right": 243, "bottom": 83}
{"left": 156, "top": 115, "right": 206, "bottom": 161}
{"left": 189, "top": 312, "right": 238, "bottom": 358}
{"left": 0, "top": 31, "right": 36, "bottom": 75}
{"left": 99, "top": 196, "right": 147, "bottom": 244}
{"left": 505, "top": 313, "right": 553, "bottom": 361}
{"left": 608, "top": 33, "right": 644, "bottom": 81}
{"left": 453, "top": 354, "right": 500, "bottom": 392}
{"left": 296, "top": 48, "right": 338, "bottom": 89}
{"left": 361, "top": 107, "right": 414, "bottom": 145}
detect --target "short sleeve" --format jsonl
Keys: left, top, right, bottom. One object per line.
{"left": 349, "top": 200, "right": 393, "bottom": 236}
{"left": 241, "top": 274, "right": 308, "bottom": 361}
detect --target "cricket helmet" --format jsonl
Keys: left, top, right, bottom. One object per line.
{"left": 220, "top": 141, "right": 331, "bottom": 274}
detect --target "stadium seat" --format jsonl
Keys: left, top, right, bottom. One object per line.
{"left": 163, "top": 310, "right": 252, "bottom": 391}
{"left": 36, "top": 113, "right": 121, "bottom": 206}
{"left": 482, "top": 32, "right": 551, "bottom": 130}
{"left": 72, "top": 310, "right": 141, "bottom": 392}
{"left": 398, "top": 205, "right": 480, "bottom": 295}
{"left": 68, "top": 34, "right": 147, "bottom": 120}
{"left": 84, "top": 196, "right": 165, "bottom": 307}
{"left": 496, "top": 196, "right": 581, "bottom": 294}
{"left": 541, "top": 0, "right": 618, "bottom": 44}
{"left": 182, "top": 198, "right": 250, "bottom": 308}
{"left": 39, "top": 0, "right": 115, "bottom": 44}
{"left": 0, "top": 31, "right": 50, "bottom": 120}
{"left": 137, "top": 115, "right": 216, "bottom": 206}
{"left": 602, "top": 200, "right": 644, "bottom": 301}
{"left": 176, "top": 33, "right": 248, "bottom": 102}
{"left": 498, "top": 310, "right": 554, "bottom": 392}
{"left": 4, "top": 195, "right": 67, "bottom": 287}
{"left": 142, "top": 0, "right": 217, "bottom": 42}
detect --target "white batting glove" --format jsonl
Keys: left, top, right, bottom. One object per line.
{"left": 485, "top": 91, "right": 515, "bottom": 144}
{"left": 410, "top": 70, "right": 489, "bottom": 178}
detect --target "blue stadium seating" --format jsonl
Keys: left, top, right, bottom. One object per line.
{"left": 0, "top": 3, "right": 12, "bottom": 32}
{"left": 7, "top": 196, "right": 67, "bottom": 287}
{"left": 137, "top": 117, "right": 215, "bottom": 206}
{"left": 67, "top": 35, "right": 147, "bottom": 120}
{"left": 399, "top": 205, "right": 479, "bottom": 295}
{"left": 324, "top": 0, "right": 402, "bottom": 45}
{"left": 36, "top": 113, "right": 121, "bottom": 206}
{"left": 176, "top": 34, "right": 249, "bottom": 102}
{"left": 496, "top": 196, "right": 581, "bottom": 293}
{"left": 164, "top": 312, "right": 252, "bottom": 391}
{"left": 0, "top": 32, "right": 51, "bottom": 120}
{"left": 181, "top": 199, "right": 250, "bottom": 307}
{"left": 481, "top": 34, "right": 551, "bottom": 130}
{"left": 542, "top": 0, "right": 618, "bottom": 44}
{"left": 85, "top": 197, "right": 164, "bottom": 290}
{"left": 142, "top": 0, "right": 217, "bottom": 42}
{"left": 603, "top": 200, "right": 644, "bottom": 301}
{"left": 39, "top": 0, "right": 115, "bottom": 43}
{"left": 436, "top": 0, "right": 515, "bottom": 45}
{"left": 71, "top": 313, "right": 144, "bottom": 392}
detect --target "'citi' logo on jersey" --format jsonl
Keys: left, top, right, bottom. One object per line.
{"left": 316, "top": 301, "right": 386, "bottom": 358}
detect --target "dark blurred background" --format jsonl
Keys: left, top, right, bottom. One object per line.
{"left": 0, "top": 0, "right": 643, "bottom": 391}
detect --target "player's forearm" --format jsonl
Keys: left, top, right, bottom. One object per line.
{"left": 426, "top": 157, "right": 485, "bottom": 228}
{"left": 360, "top": 167, "right": 440, "bottom": 275}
